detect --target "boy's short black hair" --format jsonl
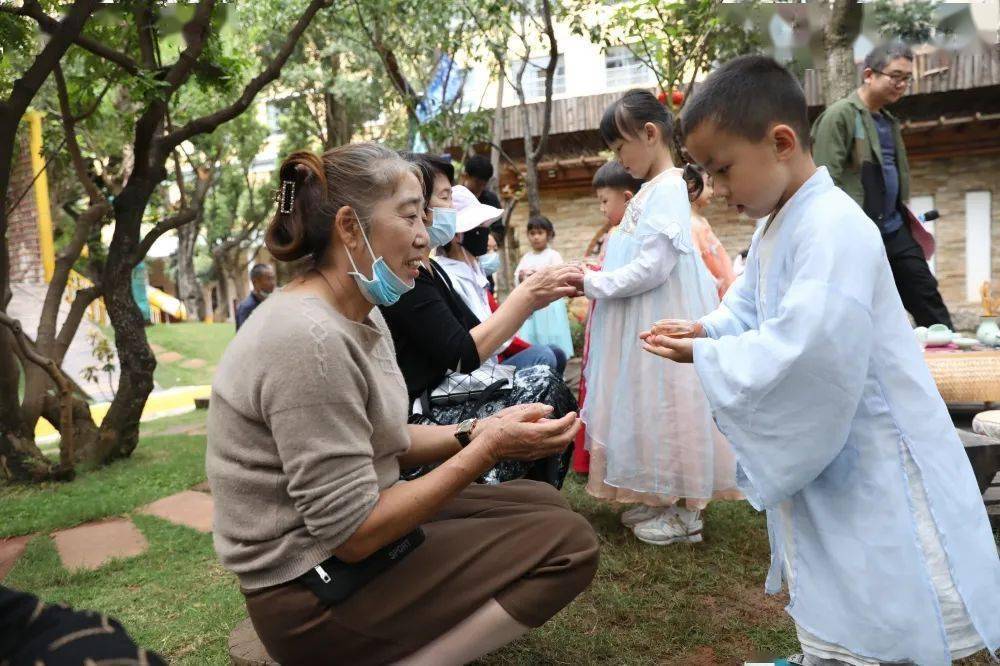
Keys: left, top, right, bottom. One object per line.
{"left": 592, "top": 161, "right": 643, "bottom": 192}
{"left": 464, "top": 154, "right": 493, "bottom": 182}
{"left": 526, "top": 215, "right": 555, "bottom": 238}
{"left": 681, "top": 55, "right": 810, "bottom": 149}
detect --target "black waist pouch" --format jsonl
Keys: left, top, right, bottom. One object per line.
{"left": 297, "top": 528, "right": 425, "bottom": 605}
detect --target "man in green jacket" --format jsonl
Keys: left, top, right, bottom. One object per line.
{"left": 812, "top": 42, "right": 952, "bottom": 328}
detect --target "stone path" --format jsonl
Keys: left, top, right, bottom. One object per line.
{"left": 156, "top": 351, "right": 184, "bottom": 364}
{"left": 0, "top": 536, "right": 32, "bottom": 580}
{"left": 1, "top": 483, "right": 215, "bottom": 580}
{"left": 140, "top": 490, "right": 213, "bottom": 533}
{"left": 52, "top": 519, "right": 149, "bottom": 572}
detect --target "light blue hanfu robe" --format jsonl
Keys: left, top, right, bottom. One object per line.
{"left": 692, "top": 168, "right": 1000, "bottom": 664}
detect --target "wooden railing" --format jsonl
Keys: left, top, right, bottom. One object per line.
{"left": 496, "top": 48, "right": 1000, "bottom": 143}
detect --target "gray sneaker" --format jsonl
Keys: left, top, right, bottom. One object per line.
{"left": 632, "top": 507, "right": 703, "bottom": 545}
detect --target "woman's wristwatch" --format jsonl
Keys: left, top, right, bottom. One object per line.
{"left": 454, "top": 418, "right": 478, "bottom": 447}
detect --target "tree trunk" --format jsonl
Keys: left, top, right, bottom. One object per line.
{"left": 323, "top": 54, "right": 352, "bottom": 149}
{"left": 211, "top": 251, "right": 232, "bottom": 322}
{"left": 98, "top": 185, "right": 159, "bottom": 462}
{"left": 99, "top": 272, "right": 155, "bottom": 460}
{"left": 824, "top": 0, "right": 863, "bottom": 104}
{"left": 176, "top": 218, "right": 206, "bottom": 320}
{"left": 520, "top": 112, "right": 543, "bottom": 219}
{"left": 40, "top": 390, "right": 102, "bottom": 466}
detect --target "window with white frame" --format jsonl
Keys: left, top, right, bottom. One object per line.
{"left": 605, "top": 46, "right": 656, "bottom": 88}
{"left": 513, "top": 55, "right": 566, "bottom": 99}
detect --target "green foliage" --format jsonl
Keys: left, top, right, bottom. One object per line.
{"left": 871, "top": 0, "right": 939, "bottom": 44}
{"left": 0, "top": 13, "right": 33, "bottom": 95}
{"left": 80, "top": 330, "right": 117, "bottom": 402}
{"left": 569, "top": 0, "right": 764, "bottom": 103}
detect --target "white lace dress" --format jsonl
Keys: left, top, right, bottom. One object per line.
{"left": 581, "top": 169, "right": 739, "bottom": 507}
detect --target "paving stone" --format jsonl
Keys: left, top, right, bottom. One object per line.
{"left": 52, "top": 519, "right": 148, "bottom": 572}
{"left": 180, "top": 358, "right": 207, "bottom": 369}
{"left": 155, "top": 351, "right": 183, "bottom": 364}
{"left": 148, "top": 343, "right": 166, "bottom": 353}
{"left": 0, "top": 535, "right": 32, "bottom": 580}
{"left": 191, "top": 481, "right": 211, "bottom": 494}
{"left": 140, "top": 490, "right": 213, "bottom": 533}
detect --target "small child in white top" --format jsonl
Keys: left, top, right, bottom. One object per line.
{"left": 514, "top": 216, "right": 574, "bottom": 359}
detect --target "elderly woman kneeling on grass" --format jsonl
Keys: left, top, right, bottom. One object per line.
{"left": 206, "top": 142, "right": 598, "bottom": 666}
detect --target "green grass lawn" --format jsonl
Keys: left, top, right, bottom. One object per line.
{"left": 1, "top": 426, "right": 207, "bottom": 538}
{"left": 97, "top": 321, "right": 233, "bottom": 389}
{"left": 3, "top": 412, "right": 995, "bottom": 665}
{"left": 145, "top": 322, "right": 234, "bottom": 388}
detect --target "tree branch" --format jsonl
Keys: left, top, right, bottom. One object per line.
{"left": 131, "top": 165, "right": 213, "bottom": 265}
{"left": 133, "top": 0, "right": 216, "bottom": 173}
{"left": 54, "top": 286, "right": 100, "bottom": 354}
{"left": 158, "top": 0, "right": 331, "bottom": 155}
{"left": 0, "top": 309, "right": 76, "bottom": 474}
{"left": 54, "top": 64, "right": 105, "bottom": 203}
{"left": 530, "top": 0, "right": 559, "bottom": 163}
{"left": 0, "top": 0, "right": 138, "bottom": 75}
{"left": 1, "top": 0, "right": 99, "bottom": 121}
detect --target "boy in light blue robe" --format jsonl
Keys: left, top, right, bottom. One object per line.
{"left": 642, "top": 56, "right": 1000, "bottom": 665}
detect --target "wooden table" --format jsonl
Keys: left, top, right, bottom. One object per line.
{"left": 923, "top": 349, "right": 1000, "bottom": 405}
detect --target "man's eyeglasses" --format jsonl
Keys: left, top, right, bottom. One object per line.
{"left": 872, "top": 69, "right": 913, "bottom": 85}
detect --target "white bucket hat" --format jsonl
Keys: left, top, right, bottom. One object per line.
{"left": 452, "top": 185, "right": 503, "bottom": 233}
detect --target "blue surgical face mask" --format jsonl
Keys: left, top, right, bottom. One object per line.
{"left": 478, "top": 251, "right": 500, "bottom": 276}
{"left": 428, "top": 207, "right": 457, "bottom": 248}
{"left": 345, "top": 215, "right": 415, "bottom": 307}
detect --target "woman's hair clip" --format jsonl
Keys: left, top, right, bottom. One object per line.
{"left": 278, "top": 179, "right": 296, "bottom": 214}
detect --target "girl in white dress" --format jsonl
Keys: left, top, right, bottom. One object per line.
{"left": 514, "top": 217, "right": 575, "bottom": 359}
{"left": 581, "top": 90, "right": 739, "bottom": 545}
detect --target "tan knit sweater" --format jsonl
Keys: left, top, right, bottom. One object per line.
{"left": 206, "top": 291, "right": 410, "bottom": 589}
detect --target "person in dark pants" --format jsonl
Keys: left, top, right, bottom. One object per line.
{"left": 235, "top": 263, "right": 276, "bottom": 330}
{"left": 812, "top": 42, "right": 952, "bottom": 328}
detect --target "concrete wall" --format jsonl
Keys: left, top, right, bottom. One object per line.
{"left": 6, "top": 132, "right": 45, "bottom": 285}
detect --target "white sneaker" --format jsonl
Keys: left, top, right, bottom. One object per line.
{"left": 632, "top": 506, "right": 703, "bottom": 545}
{"left": 620, "top": 504, "right": 661, "bottom": 528}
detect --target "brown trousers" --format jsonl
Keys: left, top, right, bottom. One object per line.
{"left": 243, "top": 480, "right": 599, "bottom": 665}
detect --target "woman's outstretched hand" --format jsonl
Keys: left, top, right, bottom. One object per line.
{"left": 520, "top": 265, "right": 584, "bottom": 308}
{"left": 473, "top": 403, "right": 580, "bottom": 464}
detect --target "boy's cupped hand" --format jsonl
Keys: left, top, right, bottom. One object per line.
{"left": 639, "top": 329, "right": 695, "bottom": 363}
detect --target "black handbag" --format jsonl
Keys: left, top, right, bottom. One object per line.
{"left": 406, "top": 366, "right": 576, "bottom": 489}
